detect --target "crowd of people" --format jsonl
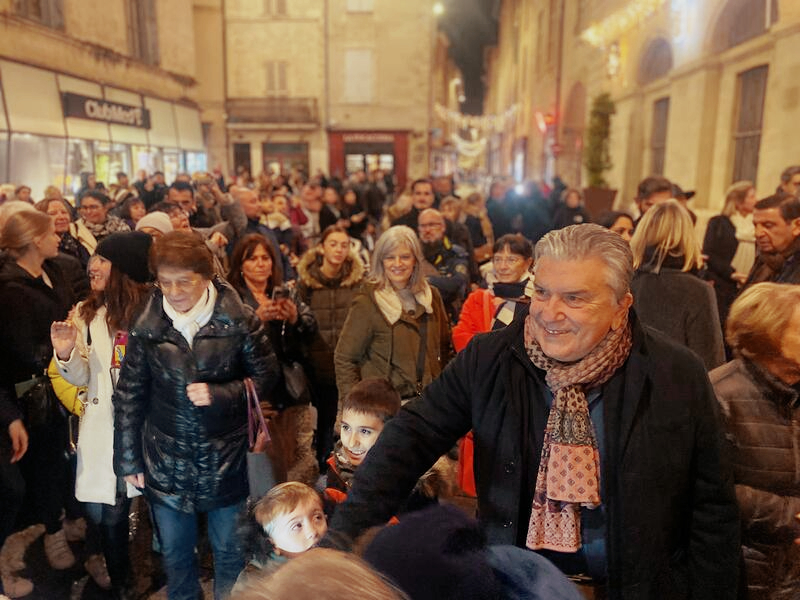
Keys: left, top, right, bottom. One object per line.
{"left": 1, "top": 163, "right": 800, "bottom": 600}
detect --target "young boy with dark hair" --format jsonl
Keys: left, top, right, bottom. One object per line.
{"left": 324, "top": 378, "right": 444, "bottom": 513}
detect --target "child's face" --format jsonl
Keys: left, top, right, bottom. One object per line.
{"left": 268, "top": 498, "right": 327, "bottom": 557}
{"left": 340, "top": 409, "right": 385, "bottom": 466}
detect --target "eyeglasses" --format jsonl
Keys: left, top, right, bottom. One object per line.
{"left": 155, "top": 277, "right": 203, "bottom": 293}
{"left": 492, "top": 255, "right": 524, "bottom": 266}
{"left": 79, "top": 204, "right": 103, "bottom": 212}
{"left": 418, "top": 222, "right": 443, "bottom": 229}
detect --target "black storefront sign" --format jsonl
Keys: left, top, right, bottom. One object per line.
{"left": 61, "top": 92, "right": 151, "bottom": 129}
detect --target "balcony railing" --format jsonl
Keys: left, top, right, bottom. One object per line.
{"left": 226, "top": 97, "right": 319, "bottom": 125}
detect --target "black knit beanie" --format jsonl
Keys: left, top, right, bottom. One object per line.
{"left": 362, "top": 504, "right": 501, "bottom": 600}
{"left": 95, "top": 231, "right": 153, "bottom": 283}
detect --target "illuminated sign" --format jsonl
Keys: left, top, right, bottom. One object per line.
{"left": 61, "top": 92, "right": 151, "bottom": 129}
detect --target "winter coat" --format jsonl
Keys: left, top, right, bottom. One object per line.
{"left": 334, "top": 282, "right": 452, "bottom": 401}
{"left": 452, "top": 287, "right": 529, "bottom": 352}
{"left": 744, "top": 236, "right": 800, "bottom": 288}
{"left": 112, "top": 278, "right": 280, "bottom": 513}
{"left": 55, "top": 305, "right": 141, "bottom": 505}
{"left": 701, "top": 215, "right": 739, "bottom": 324}
{"left": 631, "top": 265, "right": 725, "bottom": 371}
{"left": 710, "top": 358, "right": 800, "bottom": 599}
{"left": 0, "top": 258, "right": 74, "bottom": 428}
{"left": 295, "top": 249, "right": 365, "bottom": 387}
{"left": 234, "top": 283, "right": 317, "bottom": 410}
{"left": 552, "top": 205, "right": 591, "bottom": 230}
{"left": 327, "top": 312, "right": 741, "bottom": 599}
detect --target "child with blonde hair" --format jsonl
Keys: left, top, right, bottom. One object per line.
{"left": 234, "top": 482, "right": 327, "bottom": 592}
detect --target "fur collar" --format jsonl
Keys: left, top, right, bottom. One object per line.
{"left": 296, "top": 248, "right": 365, "bottom": 290}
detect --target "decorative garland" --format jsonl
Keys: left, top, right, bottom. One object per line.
{"left": 580, "top": 0, "right": 667, "bottom": 48}
{"left": 435, "top": 103, "right": 519, "bottom": 133}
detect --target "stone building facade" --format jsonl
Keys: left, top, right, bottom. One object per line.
{"left": 195, "top": 0, "right": 439, "bottom": 189}
{"left": 484, "top": 0, "right": 800, "bottom": 215}
{"left": 0, "top": 0, "right": 205, "bottom": 197}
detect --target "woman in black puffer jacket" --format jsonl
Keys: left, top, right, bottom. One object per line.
{"left": 296, "top": 225, "right": 365, "bottom": 469}
{"left": 113, "top": 231, "right": 279, "bottom": 600}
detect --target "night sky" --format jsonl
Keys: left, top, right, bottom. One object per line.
{"left": 437, "top": 0, "right": 499, "bottom": 115}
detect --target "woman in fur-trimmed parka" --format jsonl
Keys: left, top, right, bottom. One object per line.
{"left": 296, "top": 226, "right": 365, "bottom": 468}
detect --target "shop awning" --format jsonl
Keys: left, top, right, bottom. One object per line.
{"left": 1, "top": 60, "right": 64, "bottom": 137}
{"left": 58, "top": 74, "right": 110, "bottom": 142}
{"left": 175, "top": 105, "right": 204, "bottom": 151}
{"left": 106, "top": 87, "right": 148, "bottom": 145}
{"left": 144, "top": 97, "right": 178, "bottom": 148}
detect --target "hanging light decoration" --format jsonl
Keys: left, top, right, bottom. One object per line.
{"left": 435, "top": 103, "right": 519, "bottom": 133}
{"left": 580, "top": 0, "right": 668, "bottom": 49}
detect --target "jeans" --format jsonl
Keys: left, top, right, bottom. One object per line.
{"left": 152, "top": 501, "right": 245, "bottom": 600}
{"left": 85, "top": 494, "right": 132, "bottom": 591}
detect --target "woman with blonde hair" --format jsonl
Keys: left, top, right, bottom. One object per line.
{"left": 0, "top": 209, "right": 76, "bottom": 596}
{"left": 702, "top": 181, "right": 757, "bottom": 325}
{"left": 334, "top": 225, "right": 451, "bottom": 404}
{"left": 711, "top": 283, "right": 800, "bottom": 599}
{"left": 630, "top": 199, "right": 724, "bottom": 370}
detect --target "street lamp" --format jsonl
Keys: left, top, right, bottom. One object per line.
{"left": 433, "top": 2, "right": 444, "bottom": 16}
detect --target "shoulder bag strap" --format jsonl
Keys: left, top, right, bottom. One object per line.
{"left": 245, "top": 377, "right": 270, "bottom": 449}
{"left": 415, "top": 314, "right": 428, "bottom": 395}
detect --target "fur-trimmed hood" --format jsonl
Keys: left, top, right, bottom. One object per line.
{"left": 296, "top": 247, "right": 365, "bottom": 291}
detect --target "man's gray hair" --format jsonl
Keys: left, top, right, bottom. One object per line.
{"left": 535, "top": 223, "right": 633, "bottom": 300}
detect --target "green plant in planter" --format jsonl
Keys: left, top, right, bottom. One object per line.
{"left": 584, "top": 93, "right": 616, "bottom": 188}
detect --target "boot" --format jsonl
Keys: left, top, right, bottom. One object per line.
{"left": 43, "top": 529, "right": 76, "bottom": 570}
{"left": 84, "top": 554, "right": 111, "bottom": 590}
{"left": 1, "top": 572, "right": 33, "bottom": 598}
{"left": 62, "top": 517, "right": 87, "bottom": 542}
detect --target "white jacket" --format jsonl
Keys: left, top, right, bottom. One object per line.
{"left": 56, "top": 305, "right": 140, "bottom": 505}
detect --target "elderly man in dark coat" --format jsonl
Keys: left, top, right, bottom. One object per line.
{"left": 324, "top": 224, "right": 740, "bottom": 600}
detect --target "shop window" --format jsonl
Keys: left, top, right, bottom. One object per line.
{"left": 344, "top": 49, "right": 374, "bottom": 104}
{"left": 263, "top": 0, "right": 287, "bottom": 17}
{"left": 639, "top": 39, "right": 673, "bottom": 85}
{"left": 732, "top": 65, "right": 768, "bottom": 185}
{"left": 163, "top": 150, "right": 180, "bottom": 185}
{"left": 10, "top": 134, "right": 66, "bottom": 199}
{"left": 127, "top": 0, "right": 159, "bottom": 66}
{"left": 347, "top": 0, "right": 374, "bottom": 12}
{"left": 233, "top": 143, "right": 252, "bottom": 177}
{"left": 185, "top": 152, "right": 208, "bottom": 175}
{"left": 712, "top": 0, "right": 778, "bottom": 52}
{"left": 14, "top": 0, "right": 64, "bottom": 29}
{"left": 66, "top": 140, "right": 93, "bottom": 195}
{"left": 650, "top": 98, "right": 670, "bottom": 176}
{"left": 263, "top": 142, "right": 308, "bottom": 175}
{"left": 266, "top": 61, "right": 289, "bottom": 96}
{"left": 94, "top": 142, "right": 132, "bottom": 189}
{"left": 132, "top": 146, "right": 163, "bottom": 178}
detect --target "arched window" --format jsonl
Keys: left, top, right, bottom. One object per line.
{"left": 638, "top": 38, "right": 673, "bottom": 85}
{"left": 711, "top": 0, "right": 779, "bottom": 52}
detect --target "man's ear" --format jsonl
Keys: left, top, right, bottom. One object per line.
{"left": 791, "top": 218, "right": 800, "bottom": 238}
{"left": 612, "top": 291, "right": 634, "bottom": 330}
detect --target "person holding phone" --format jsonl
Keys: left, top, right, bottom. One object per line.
{"left": 227, "top": 234, "right": 319, "bottom": 483}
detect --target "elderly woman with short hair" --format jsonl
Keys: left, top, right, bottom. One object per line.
{"left": 334, "top": 225, "right": 452, "bottom": 404}
{"left": 113, "top": 230, "right": 279, "bottom": 600}
{"left": 710, "top": 282, "right": 800, "bottom": 600}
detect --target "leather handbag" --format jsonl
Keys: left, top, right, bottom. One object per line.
{"left": 245, "top": 378, "right": 286, "bottom": 498}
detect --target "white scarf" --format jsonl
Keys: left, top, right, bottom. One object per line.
{"left": 374, "top": 284, "right": 433, "bottom": 325}
{"left": 162, "top": 281, "right": 217, "bottom": 347}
